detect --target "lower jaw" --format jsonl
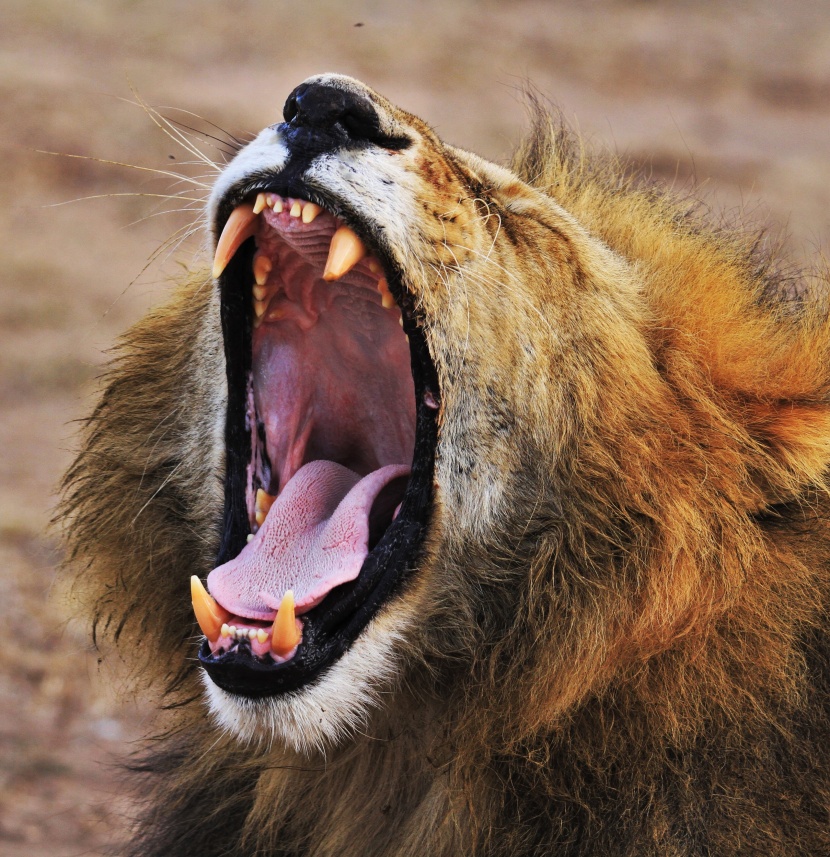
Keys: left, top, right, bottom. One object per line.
{"left": 199, "top": 433, "right": 439, "bottom": 698}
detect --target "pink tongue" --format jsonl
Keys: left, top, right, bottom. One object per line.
{"left": 207, "top": 460, "right": 410, "bottom": 619}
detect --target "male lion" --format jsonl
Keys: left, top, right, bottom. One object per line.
{"left": 61, "top": 75, "right": 830, "bottom": 856}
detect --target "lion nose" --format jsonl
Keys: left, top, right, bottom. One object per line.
{"left": 282, "top": 81, "right": 381, "bottom": 142}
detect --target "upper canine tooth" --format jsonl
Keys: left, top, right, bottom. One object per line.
{"left": 323, "top": 225, "right": 367, "bottom": 282}
{"left": 271, "top": 590, "right": 301, "bottom": 655}
{"left": 191, "top": 575, "right": 231, "bottom": 642}
{"left": 213, "top": 203, "right": 258, "bottom": 279}
{"left": 301, "top": 203, "right": 322, "bottom": 224}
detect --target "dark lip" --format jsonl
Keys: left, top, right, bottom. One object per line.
{"left": 200, "top": 172, "right": 440, "bottom": 698}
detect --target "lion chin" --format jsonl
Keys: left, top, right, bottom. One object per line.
{"left": 203, "top": 601, "right": 415, "bottom": 753}
{"left": 60, "top": 73, "right": 830, "bottom": 857}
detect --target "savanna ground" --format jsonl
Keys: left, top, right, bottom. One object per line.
{"left": 1, "top": 1, "right": 829, "bottom": 853}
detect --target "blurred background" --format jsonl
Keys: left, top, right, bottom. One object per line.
{"left": 1, "top": 0, "right": 829, "bottom": 852}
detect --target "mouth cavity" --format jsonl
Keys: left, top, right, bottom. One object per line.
{"left": 195, "top": 190, "right": 438, "bottom": 696}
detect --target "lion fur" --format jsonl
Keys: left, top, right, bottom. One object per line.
{"left": 59, "top": 93, "right": 830, "bottom": 856}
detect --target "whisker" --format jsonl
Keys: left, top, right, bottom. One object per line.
{"left": 128, "top": 85, "right": 221, "bottom": 173}
{"left": 158, "top": 105, "right": 249, "bottom": 149}
{"left": 44, "top": 192, "right": 205, "bottom": 208}
{"left": 35, "top": 150, "right": 212, "bottom": 189}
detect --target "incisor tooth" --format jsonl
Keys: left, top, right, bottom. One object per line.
{"left": 213, "top": 204, "right": 258, "bottom": 279}
{"left": 271, "top": 591, "right": 301, "bottom": 655}
{"left": 290, "top": 201, "right": 302, "bottom": 218}
{"left": 252, "top": 193, "right": 267, "bottom": 215}
{"left": 253, "top": 254, "right": 272, "bottom": 286}
{"left": 301, "top": 203, "right": 322, "bottom": 224}
{"left": 323, "top": 225, "right": 367, "bottom": 281}
{"left": 191, "top": 576, "right": 231, "bottom": 642}
{"left": 256, "top": 628, "right": 268, "bottom": 644}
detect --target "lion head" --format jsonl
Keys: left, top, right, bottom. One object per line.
{"left": 61, "top": 75, "right": 830, "bottom": 856}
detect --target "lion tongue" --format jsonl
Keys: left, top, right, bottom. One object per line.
{"left": 207, "top": 460, "right": 410, "bottom": 619}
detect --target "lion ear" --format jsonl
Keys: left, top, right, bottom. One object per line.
{"left": 718, "top": 314, "right": 830, "bottom": 501}
{"left": 655, "top": 268, "right": 830, "bottom": 504}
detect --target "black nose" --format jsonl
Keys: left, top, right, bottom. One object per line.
{"left": 282, "top": 82, "right": 382, "bottom": 142}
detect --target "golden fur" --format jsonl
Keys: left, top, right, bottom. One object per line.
{"left": 60, "top": 77, "right": 830, "bottom": 855}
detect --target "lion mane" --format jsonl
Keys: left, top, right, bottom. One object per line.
{"left": 60, "top": 75, "right": 830, "bottom": 856}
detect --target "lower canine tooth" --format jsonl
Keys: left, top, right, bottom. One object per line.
{"left": 271, "top": 591, "right": 301, "bottom": 655}
{"left": 191, "top": 576, "right": 231, "bottom": 642}
{"left": 324, "top": 225, "right": 367, "bottom": 281}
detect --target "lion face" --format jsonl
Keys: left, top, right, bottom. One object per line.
{"left": 196, "top": 74, "right": 648, "bottom": 749}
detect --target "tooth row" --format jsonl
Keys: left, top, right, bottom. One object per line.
{"left": 213, "top": 200, "right": 402, "bottom": 321}
{"left": 253, "top": 192, "right": 323, "bottom": 224}
{"left": 191, "top": 581, "right": 301, "bottom": 656}
{"left": 221, "top": 623, "right": 270, "bottom": 644}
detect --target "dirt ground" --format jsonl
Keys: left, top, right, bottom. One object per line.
{"left": 1, "top": 0, "right": 829, "bottom": 853}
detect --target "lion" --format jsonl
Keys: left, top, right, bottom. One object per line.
{"left": 60, "top": 74, "right": 830, "bottom": 856}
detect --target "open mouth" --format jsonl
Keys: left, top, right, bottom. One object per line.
{"left": 196, "top": 186, "right": 439, "bottom": 697}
